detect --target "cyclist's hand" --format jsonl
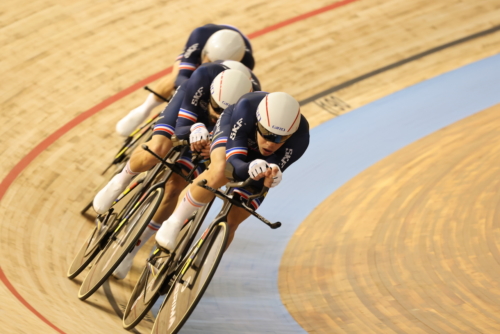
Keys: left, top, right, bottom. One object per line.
{"left": 200, "top": 142, "right": 211, "bottom": 159}
{"left": 190, "top": 123, "right": 209, "bottom": 153}
{"left": 264, "top": 163, "right": 282, "bottom": 188}
{"left": 248, "top": 159, "right": 268, "bottom": 180}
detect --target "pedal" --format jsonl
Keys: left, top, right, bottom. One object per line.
{"left": 154, "top": 243, "right": 171, "bottom": 255}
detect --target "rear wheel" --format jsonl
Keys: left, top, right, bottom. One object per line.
{"left": 78, "top": 187, "right": 164, "bottom": 300}
{"left": 151, "top": 221, "right": 229, "bottom": 334}
{"left": 122, "top": 249, "right": 168, "bottom": 330}
{"left": 123, "top": 213, "right": 199, "bottom": 329}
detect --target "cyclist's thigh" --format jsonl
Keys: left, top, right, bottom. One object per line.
{"left": 227, "top": 205, "right": 252, "bottom": 227}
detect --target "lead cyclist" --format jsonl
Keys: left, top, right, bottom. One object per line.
{"left": 155, "top": 91, "right": 310, "bottom": 251}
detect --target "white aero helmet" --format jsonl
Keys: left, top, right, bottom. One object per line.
{"left": 256, "top": 92, "right": 301, "bottom": 143}
{"left": 221, "top": 60, "right": 251, "bottom": 79}
{"left": 202, "top": 29, "right": 246, "bottom": 62}
{"left": 210, "top": 69, "right": 253, "bottom": 113}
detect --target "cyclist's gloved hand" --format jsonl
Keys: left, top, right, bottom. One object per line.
{"left": 267, "top": 163, "right": 282, "bottom": 188}
{"left": 248, "top": 159, "right": 269, "bottom": 180}
{"left": 190, "top": 123, "right": 210, "bottom": 153}
{"left": 190, "top": 123, "right": 209, "bottom": 143}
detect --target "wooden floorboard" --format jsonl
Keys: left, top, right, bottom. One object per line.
{"left": 280, "top": 104, "right": 500, "bottom": 333}
{"left": 1, "top": 0, "right": 500, "bottom": 332}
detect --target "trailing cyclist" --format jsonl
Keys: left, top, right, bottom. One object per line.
{"left": 116, "top": 24, "right": 255, "bottom": 137}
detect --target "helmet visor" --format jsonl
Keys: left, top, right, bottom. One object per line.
{"left": 257, "top": 122, "right": 292, "bottom": 144}
{"left": 209, "top": 95, "right": 225, "bottom": 115}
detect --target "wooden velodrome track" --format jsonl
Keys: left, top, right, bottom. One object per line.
{"left": 1, "top": 0, "right": 500, "bottom": 333}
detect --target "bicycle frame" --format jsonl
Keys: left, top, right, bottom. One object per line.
{"left": 174, "top": 178, "right": 281, "bottom": 290}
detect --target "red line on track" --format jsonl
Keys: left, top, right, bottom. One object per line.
{"left": 0, "top": 268, "right": 66, "bottom": 334}
{"left": 0, "top": 1, "right": 360, "bottom": 332}
{"left": 248, "top": 0, "right": 360, "bottom": 39}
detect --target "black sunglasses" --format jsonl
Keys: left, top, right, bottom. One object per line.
{"left": 209, "top": 96, "right": 225, "bottom": 115}
{"left": 256, "top": 122, "right": 292, "bottom": 144}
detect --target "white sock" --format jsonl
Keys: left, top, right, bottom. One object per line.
{"left": 129, "top": 220, "right": 161, "bottom": 256}
{"left": 116, "top": 161, "right": 139, "bottom": 184}
{"left": 168, "top": 189, "right": 205, "bottom": 224}
{"left": 139, "top": 93, "right": 164, "bottom": 116}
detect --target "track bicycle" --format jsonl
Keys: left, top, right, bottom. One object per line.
{"left": 68, "top": 135, "right": 187, "bottom": 280}
{"left": 150, "top": 176, "right": 281, "bottom": 334}
{"left": 122, "top": 150, "right": 214, "bottom": 330}
{"left": 69, "top": 136, "right": 200, "bottom": 297}
{"left": 67, "top": 165, "right": 154, "bottom": 279}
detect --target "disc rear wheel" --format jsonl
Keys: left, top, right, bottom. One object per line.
{"left": 152, "top": 221, "right": 229, "bottom": 334}
{"left": 123, "top": 215, "right": 199, "bottom": 329}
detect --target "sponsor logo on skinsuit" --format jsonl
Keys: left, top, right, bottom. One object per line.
{"left": 230, "top": 118, "right": 244, "bottom": 140}
{"left": 192, "top": 87, "right": 204, "bottom": 106}
{"left": 280, "top": 148, "right": 293, "bottom": 169}
{"left": 184, "top": 43, "right": 199, "bottom": 58}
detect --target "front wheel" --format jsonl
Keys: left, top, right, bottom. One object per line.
{"left": 151, "top": 221, "right": 229, "bottom": 334}
{"left": 78, "top": 187, "right": 164, "bottom": 300}
{"left": 67, "top": 212, "right": 117, "bottom": 279}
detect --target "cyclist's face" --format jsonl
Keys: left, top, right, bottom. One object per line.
{"left": 256, "top": 131, "right": 285, "bottom": 156}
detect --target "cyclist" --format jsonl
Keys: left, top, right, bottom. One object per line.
{"left": 155, "top": 91, "right": 310, "bottom": 251}
{"left": 93, "top": 64, "right": 253, "bottom": 279}
{"left": 116, "top": 24, "right": 255, "bottom": 137}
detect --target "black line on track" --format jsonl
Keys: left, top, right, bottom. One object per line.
{"left": 103, "top": 280, "right": 142, "bottom": 334}
{"left": 299, "top": 23, "right": 500, "bottom": 106}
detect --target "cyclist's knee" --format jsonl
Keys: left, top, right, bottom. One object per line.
{"left": 145, "top": 136, "right": 172, "bottom": 162}
{"left": 205, "top": 168, "right": 228, "bottom": 188}
{"left": 205, "top": 150, "right": 228, "bottom": 187}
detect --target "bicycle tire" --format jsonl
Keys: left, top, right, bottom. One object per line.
{"left": 69, "top": 173, "right": 147, "bottom": 278}
{"left": 151, "top": 221, "right": 229, "bottom": 334}
{"left": 66, "top": 226, "right": 102, "bottom": 279}
{"left": 122, "top": 219, "right": 194, "bottom": 330}
{"left": 144, "top": 200, "right": 214, "bottom": 303}
{"left": 78, "top": 187, "right": 164, "bottom": 300}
